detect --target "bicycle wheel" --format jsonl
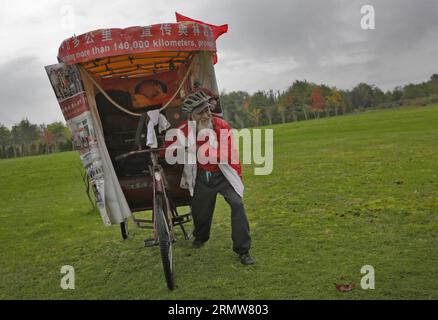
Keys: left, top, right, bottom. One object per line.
{"left": 155, "top": 194, "right": 175, "bottom": 290}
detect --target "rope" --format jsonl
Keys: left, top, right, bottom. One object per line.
{"left": 160, "top": 60, "right": 194, "bottom": 112}
{"left": 79, "top": 59, "right": 194, "bottom": 117}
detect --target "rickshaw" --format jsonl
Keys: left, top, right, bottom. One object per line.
{"left": 45, "top": 16, "right": 227, "bottom": 290}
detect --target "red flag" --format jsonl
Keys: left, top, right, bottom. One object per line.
{"left": 175, "top": 12, "right": 228, "bottom": 40}
{"left": 175, "top": 12, "right": 228, "bottom": 64}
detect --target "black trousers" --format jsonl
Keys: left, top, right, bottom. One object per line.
{"left": 191, "top": 168, "right": 251, "bottom": 255}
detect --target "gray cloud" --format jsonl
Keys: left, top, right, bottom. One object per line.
{"left": 211, "top": 0, "right": 438, "bottom": 91}
{"left": 0, "top": 56, "right": 64, "bottom": 127}
{"left": 0, "top": 0, "right": 437, "bottom": 127}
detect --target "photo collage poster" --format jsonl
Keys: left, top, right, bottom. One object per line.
{"left": 45, "top": 63, "right": 111, "bottom": 226}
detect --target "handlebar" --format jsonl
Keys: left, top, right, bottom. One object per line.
{"left": 115, "top": 146, "right": 188, "bottom": 162}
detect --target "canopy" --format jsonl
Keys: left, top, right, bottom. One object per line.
{"left": 81, "top": 51, "right": 193, "bottom": 79}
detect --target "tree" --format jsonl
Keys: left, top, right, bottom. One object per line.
{"left": 248, "top": 91, "right": 268, "bottom": 127}
{"left": 220, "top": 90, "right": 251, "bottom": 128}
{"left": 263, "top": 89, "right": 278, "bottom": 125}
{"left": 278, "top": 91, "right": 300, "bottom": 122}
{"left": 310, "top": 86, "right": 326, "bottom": 118}
{"left": 11, "top": 124, "right": 24, "bottom": 157}
{"left": 288, "top": 80, "right": 312, "bottom": 120}
{"left": 427, "top": 74, "right": 438, "bottom": 95}
{"left": 276, "top": 89, "right": 288, "bottom": 124}
{"left": 319, "top": 84, "right": 332, "bottom": 117}
{"left": 350, "top": 83, "right": 375, "bottom": 109}
{"left": 430, "top": 74, "right": 438, "bottom": 83}
{"left": 403, "top": 83, "right": 428, "bottom": 100}
{"left": 285, "top": 93, "right": 297, "bottom": 121}
{"left": 0, "top": 124, "right": 12, "bottom": 158}
{"left": 276, "top": 103, "right": 286, "bottom": 124}
{"left": 372, "top": 86, "right": 386, "bottom": 105}
{"left": 340, "top": 90, "right": 351, "bottom": 113}
{"left": 248, "top": 108, "right": 261, "bottom": 127}
{"left": 47, "top": 121, "right": 69, "bottom": 152}
{"left": 327, "top": 89, "right": 344, "bottom": 116}
{"left": 11, "top": 119, "right": 40, "bottom": 157}
{"left": 40, "top": 124, "right": 55, "bottom": 154}
{"left": 392, "top": 86, "right": 403, "bottom": 102}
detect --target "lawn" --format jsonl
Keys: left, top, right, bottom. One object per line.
{"left": 0, "top": 104, "right": 437, "bottom": 299}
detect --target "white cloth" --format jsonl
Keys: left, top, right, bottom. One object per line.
{"left": 218, "top": 163, "right": 244, "bottom": 197}
{"left": 180, "top": 163, "right": 197, "bottom": 196}
{"left": 146, "top": 110, "right": 171, "bottom": 148}
{"left": 79, "top": 67, "right": 132, "bottom": 225}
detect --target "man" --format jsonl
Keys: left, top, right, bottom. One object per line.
{"left": 170, "top": 90, "right": 255, "bottom": 265}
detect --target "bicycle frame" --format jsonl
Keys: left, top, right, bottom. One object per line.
{"left": 150, "top": 151, "right": 172, "bottom": 241}
{"left": 125, "top": 148, "right": 191, "bottom": 247}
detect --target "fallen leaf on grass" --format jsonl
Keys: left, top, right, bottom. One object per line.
{"left": 335, "top": 283, "right": 355, "bottom": 292}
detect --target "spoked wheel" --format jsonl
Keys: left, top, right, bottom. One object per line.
{"left": 155, "top": 195, "right": 174, "bottom": 290}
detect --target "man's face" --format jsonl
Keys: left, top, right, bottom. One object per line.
{"left": 191, "top": 107, "right": 212, "bottom": 131}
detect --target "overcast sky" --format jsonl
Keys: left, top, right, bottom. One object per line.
{"left": 0, "top": 0, "right": 437, "bottom": 127}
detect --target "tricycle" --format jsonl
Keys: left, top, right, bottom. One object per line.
{"left": 45, "top": 16, "right": 227, "bottom": 290}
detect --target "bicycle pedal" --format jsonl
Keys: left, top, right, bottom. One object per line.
{"left": 144, "top": 238, "right": 158, "bottom": 247}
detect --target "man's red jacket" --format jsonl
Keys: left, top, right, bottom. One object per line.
{"left": 166, "top": 116, "right": 242, "bottom": 179}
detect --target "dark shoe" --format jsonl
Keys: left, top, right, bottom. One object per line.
{"left": 239, "top": 253, "right": 256, "bottom": 265}
{"left": 192, "top": 240, "right": 205, "bottom": 249}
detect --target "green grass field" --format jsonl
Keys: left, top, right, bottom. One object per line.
{"left": 1, "top": 105, "right": 437, "bottom": 299}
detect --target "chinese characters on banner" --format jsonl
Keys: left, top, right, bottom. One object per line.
{"left": 58, "top": 23, "right": 216, "bottom": 64}
{"left": 45, "top": 63, "right": 111, "bottom": 226}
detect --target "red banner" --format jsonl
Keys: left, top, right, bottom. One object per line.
{"left": 175, "top": 12, "right": 228, "bottom": 41}
{"left": 59, "top": 92, "right": 89, "bottom": 121}
{"left": 58, "top": 23, "right": 217, "bottom": 64}
{"left": 175, "top": 13, "right": 228, "bottom": 64}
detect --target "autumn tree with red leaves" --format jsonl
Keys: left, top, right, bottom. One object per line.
{"left": 310, "top": 87, "right": 326, "bottom": 118}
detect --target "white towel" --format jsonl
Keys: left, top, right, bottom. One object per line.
{"left": 146, "top": 110, "right": 170, "bottom": 148}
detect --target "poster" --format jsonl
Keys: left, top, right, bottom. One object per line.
{"left": 97, "top": 68, "right": 187, "bottom": 128}
{"left": 45, "top": 63, "right": 111, "bottom": 226}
